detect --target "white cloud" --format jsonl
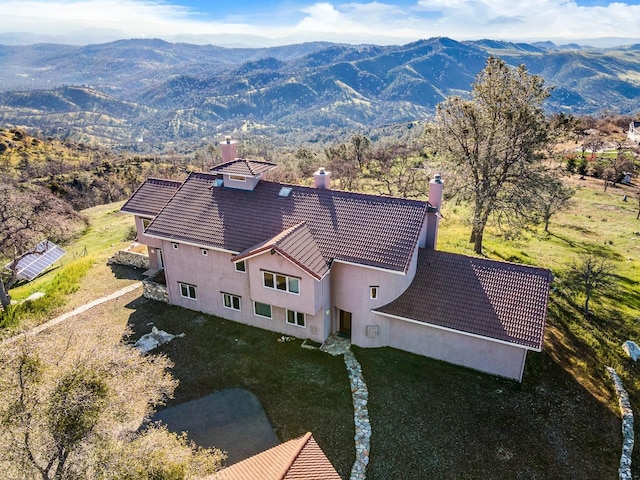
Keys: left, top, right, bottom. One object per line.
{"left": 0, "top": 0, "right": 639, "bottom": 45}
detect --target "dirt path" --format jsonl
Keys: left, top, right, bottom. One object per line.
{"left": 2, "top": 282, "right": 142, "bottom": 346}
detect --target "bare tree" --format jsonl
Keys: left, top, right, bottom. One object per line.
{"left": 567, "top": 252, "right": 614, "bottom": 316}
{"left": 0, "top": 183, "right": 86, "bottom": 309}
{"left": 368, "top": 142, "right": 428, "bottom": 198}
{"left": 427, "top": 56, "right": 553, "bottom": 254}
{"left": 537, "top": 175, "right": 575, "bottom": 232}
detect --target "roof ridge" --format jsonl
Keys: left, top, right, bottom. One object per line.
{"left": 275, "top": 432, "right": 312, "bottom": 480}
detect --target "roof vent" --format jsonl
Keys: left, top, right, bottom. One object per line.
{"left": 279, "top": 186, "right": 293, "bottom": 197}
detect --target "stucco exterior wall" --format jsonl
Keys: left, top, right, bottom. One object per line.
{"left": 382, "top": 315, "right": 528, "bottom": 381}
{"left": 161, "top": 241, "right": 328, "bottom": 343}
{"left": 247, "top": 251, "right": 323, "bottom": 315}
{"left": 134, "top": 216, "right": 162, "bottom": 248}
{"left": 222, "top": 174, "right": 260, "bottom": 191}
{"left": 330, "top": 247, "right": 418, "bottom": 348}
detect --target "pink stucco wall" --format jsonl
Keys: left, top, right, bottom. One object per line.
{"left": 161, "top": 241, "right": 329, "bottom": 343}
{"left": 134, "top": 215, "right": 162, "bottom": 248}
{"left": 330, "top": 246, "right": 419, "bottom": 348}
{"left": 382, "top": 315, "right": 529, "bottom": 381}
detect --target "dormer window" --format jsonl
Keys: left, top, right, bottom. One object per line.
{"left": 263, "top": 271, "right": 300, "bottom": 294}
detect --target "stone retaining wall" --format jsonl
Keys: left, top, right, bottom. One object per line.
{"left": 143, "top": 279, "right": 169, "bottom": 303}
{"left": 606, "top": 366, "right": 634, "bottom": 480}
{"left": 108, "top": 250, "right": 150, "bottom": 270}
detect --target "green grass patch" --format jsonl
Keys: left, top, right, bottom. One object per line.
{"left": 3, "top": 201, "right": 134, "bottom": 332}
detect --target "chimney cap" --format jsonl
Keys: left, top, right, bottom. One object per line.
{"left": 432, "top": 173, "right": 443, "bottom": 184}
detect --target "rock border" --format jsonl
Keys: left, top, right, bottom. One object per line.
{"left": 606, "top": 366, "right": 634, "bottom": 480}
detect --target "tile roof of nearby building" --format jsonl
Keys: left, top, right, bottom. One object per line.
{"left": 374, "top": 249, "right": 551, "bottom": 350}
{"left": 213, "top": 432, "right": 341, "bottom": 480}
{"left": 143, "top": 172, "right": 428, "bottom": 273}
{"left": 120, "top": 178, "right": 182, "bottom": 217}
{"left": 232, "top": 222, "right": 330, "bottom": 279}
{"left": 211, "top": 158, "right": 278, "bottom": 176}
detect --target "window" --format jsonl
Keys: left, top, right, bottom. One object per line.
{"left": 179, "top": 282, "right": 196, "bottom": 299}
{"left": 172, "top": 242, "right": 179, "bottom": 250}
{"left": 202, "top": 249, "right": 208, "bottom": 256}
{"left": 235, "top": 261, "right": 246, "bottom": 273}
{"left": 370, "top": 286, "right": 379, "bottom": 300}
{"left": 254, "top": 301, "right": 272, "bottom": 318}
{"left": 222, "top": 293, "right": 241, "bottom": 311}
{"left": 229, "top": 174, "right": 246, "bottom": 182}
{"left": 286, "top": 310, "right": 306, "bottom": 327}
{"left": 262, "top": 271, "right": 300, "bottom": 294}
{"left": 142, "top": 218, "right": 151, "bottom": 229}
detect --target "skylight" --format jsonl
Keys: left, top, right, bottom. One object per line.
{"left": 279, "top": 186, "right": 293, "bottom": 197}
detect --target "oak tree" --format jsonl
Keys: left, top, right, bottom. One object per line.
{"left": 427, "top": 56, "right": 553, "bottom": 253}
{"left": 0, "top": 333, "right": 224, "bottom": 479}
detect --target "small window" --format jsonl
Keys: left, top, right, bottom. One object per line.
{"left": 288, "top": 277, "right": 300, "bottom": 294}
{"left": 222, "top": 293, "right": 241, "bottom": 311}
{"left": 179, "top": 282, "right": 196, "bottom": 299}
{"left": 172, "top": 242, "right": 179, "bottom": 250}
{"left": 235, "top": 261, "right": 246, "bottom": 273}
{"left": 370, "top": 286, "right": 379, "bottom": 300}
{"left": 201, "top": 249, "right": 208, "bottom": 256}
{"left": 142, "top": 218, "right": 151, "bottom": 229}
{"left": 229, "top": 174, "right": 246, "bottom": 182}
{"left": 286, "top": 310, "right": 306, "bottom": 327}
{"left": 254, "top": 301, "right": 272, "bottom": 319}
{"left": 262, "top": 270, "right": 300, "bottom": 295}
{"left": 263, "top": 272, "right": 275, "bottom": 288}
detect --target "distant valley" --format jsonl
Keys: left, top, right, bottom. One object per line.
{"left": 0, "top": 37, "right": 639, "bottom": 147}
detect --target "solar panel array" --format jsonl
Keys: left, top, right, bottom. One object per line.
{"left": 6, "top": 240, "right": 66, "bottom": 282}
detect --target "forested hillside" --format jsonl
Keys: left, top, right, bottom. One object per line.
{"left": 1, "top": 38, "right": 639, "bottom": 147}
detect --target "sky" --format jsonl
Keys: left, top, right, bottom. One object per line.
{"left": 1, "top": 0, "right": 640, "bottom": 46}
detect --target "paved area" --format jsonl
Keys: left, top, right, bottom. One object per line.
{"left": 150, "top": 387, "right": 279, "bottom": 466}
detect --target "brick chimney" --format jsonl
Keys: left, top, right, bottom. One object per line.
{"left": 221, "top": 136, "right": 238, "bottom": 164}
{"left": 425, "top": 174, "right": 443, "bottom": 249}
{"left": 313, "top": 167, "right": 331, "bottom": 189}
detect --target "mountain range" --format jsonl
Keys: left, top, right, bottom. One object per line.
{"left": 0, "top": 37, "right": 639, "bottom": 146}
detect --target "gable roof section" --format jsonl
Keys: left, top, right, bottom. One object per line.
{"left": 374, "top": 249, "right": 551, "bottom": 350}
{"left": 232, "top": 223, "right": 329, "bottom": 280}
{"left": 211, "top": 158, "right": 278, "bottom": 177}
{"left": 120, "top": 178, "right": 182, "bottom": 217}
{"left": 144, "top": 172, "right": 428, "bottom": 273}
{"left": 214, "top": 432, "right": 341, "bottom": 480}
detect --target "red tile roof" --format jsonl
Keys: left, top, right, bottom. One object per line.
{"left": 374, "top": 249, "right": 551, "bottom": 350}
{"left": 213, "top": 432, "right": 341, "bottom": 480}
{"left": 143, "top": 172, "right": 428, "bottom": 273}
{"left": 211, "top": 158, "right": 278, "bottom": 176}
{"left": 232, "top": 222, "right": 330, "bottom": 279}
{"left": 120, "top": 178, "right": 182, "bottom": 217}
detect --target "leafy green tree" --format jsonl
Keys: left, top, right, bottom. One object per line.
{"left": 0, "top": 335, "right": 224, "bottom": 480}
{"left": 427, "top": 56, "right": 553, "bottom": 253}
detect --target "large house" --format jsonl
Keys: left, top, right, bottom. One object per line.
{"left": 122, "top": 140, "right": 551, "bottom": 382}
